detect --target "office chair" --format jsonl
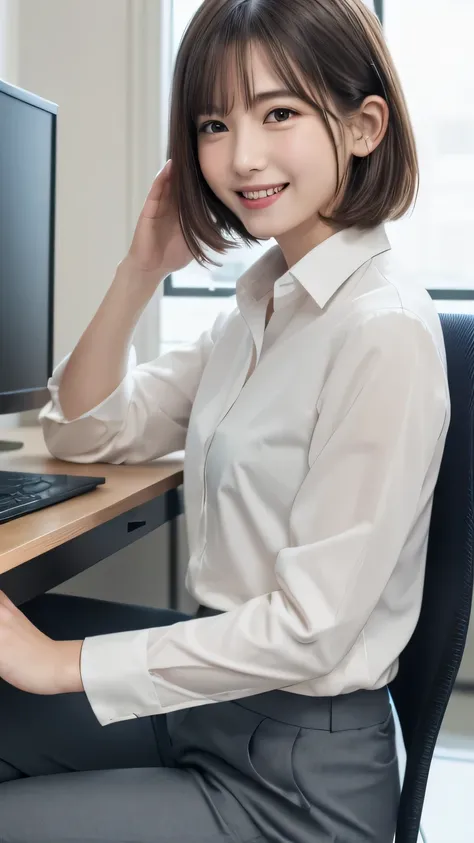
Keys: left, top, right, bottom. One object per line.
{"left": 389, "top": 312, "right": 474, "bottom": 843}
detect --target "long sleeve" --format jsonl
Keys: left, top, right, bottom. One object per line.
{"left": 39, "top": 311, "right": 230, "bottom": 464}
{"left": 79, "top": 308, "right": 449, "bottom": 725}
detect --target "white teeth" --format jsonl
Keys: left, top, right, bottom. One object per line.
{"left": 242, "top": 185, "right": 286, "bottom": 199}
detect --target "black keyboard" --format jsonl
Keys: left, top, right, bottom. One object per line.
{"left": 0, "top": 470, "right": 106, "bottom": 524}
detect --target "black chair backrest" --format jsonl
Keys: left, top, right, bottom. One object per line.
{"left": 389, "top": 312, "right": 474, "bottom": 843}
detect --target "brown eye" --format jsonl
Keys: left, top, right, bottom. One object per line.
{"left": 199, "top": 121, "right": 227, "bottom": 134}
{"left": 265, "top": 108, "right": 297, "bottom": 124}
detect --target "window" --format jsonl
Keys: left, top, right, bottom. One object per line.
{"left": 373, "top": 0, "right": 383, "bottom": 23}
{"left": 383, "top": 0, "right": 473, "bottom": 300}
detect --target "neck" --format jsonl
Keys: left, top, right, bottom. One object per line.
{"left": 276, "top": 216, "right": 340, "bottom": 268}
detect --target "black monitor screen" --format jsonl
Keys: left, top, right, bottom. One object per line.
{"left": 0, "top": 83, "right": 55, "bottom": 405}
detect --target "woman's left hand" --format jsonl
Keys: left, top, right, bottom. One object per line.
{"left": 0, "top": 589, "right": 84, "bottom": 695}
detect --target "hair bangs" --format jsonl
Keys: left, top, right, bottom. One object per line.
{"left": 185, "top": 4, "right": 331, "bottom": 126}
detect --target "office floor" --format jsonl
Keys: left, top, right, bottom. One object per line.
{"left": 402, "top": 690, "right": 474, "bottom": 843}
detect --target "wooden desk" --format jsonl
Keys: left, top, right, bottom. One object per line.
{"left": 0, "top": 427, "right": 184, "bottom": 606}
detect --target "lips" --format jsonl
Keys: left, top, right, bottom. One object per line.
{"left": 236, "top": 183, "right": 289, "bottom": 198}
{"left": 236, "top": 183, "right": 289, "bottom": 210}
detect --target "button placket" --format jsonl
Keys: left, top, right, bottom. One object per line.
{"left": 198, "top": 299, "right": 268, "bottom": 558}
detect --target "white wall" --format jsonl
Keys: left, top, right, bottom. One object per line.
{"left": 7, "top": 0, "right": 166, "bottom": 367}
{"left": 0, "top": 0, "right": 179, "bottom": 609}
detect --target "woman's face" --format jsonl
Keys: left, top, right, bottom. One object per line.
{"left": 196, "top": 44, "right": 355, "bottom": 266}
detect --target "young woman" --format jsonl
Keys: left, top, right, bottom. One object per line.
{"left": 0, "top": 1, "right": 449, "bottom": 841}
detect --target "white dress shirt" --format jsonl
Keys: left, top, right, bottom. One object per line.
{"left": 39, "top": 224, "right": 450, "bottom": 726}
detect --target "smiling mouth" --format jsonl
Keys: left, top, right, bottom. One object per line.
{"left": 237, "top": 183, "right": 289, "bottom": 199}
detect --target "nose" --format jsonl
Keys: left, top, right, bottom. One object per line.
{"left": 231, "top": 123, "right": 268, "bottom": 176}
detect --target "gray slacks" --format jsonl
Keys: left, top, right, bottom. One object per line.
{"left": 0, "top": 593, "right": 400, "bottom": 842}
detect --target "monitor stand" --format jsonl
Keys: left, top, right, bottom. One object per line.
{"left": 0, "top": 440, "right": 24, "bottom": 451}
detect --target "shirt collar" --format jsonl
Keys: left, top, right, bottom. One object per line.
{"left": 286, "top": 223, "right": 391, "bottom": 308}
{"left": 236, "top": 223, "right": 391, "bottom": 312}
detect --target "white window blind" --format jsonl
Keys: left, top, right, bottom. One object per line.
{"left": 384, "top": 0, "right": 473, "bottom": 292}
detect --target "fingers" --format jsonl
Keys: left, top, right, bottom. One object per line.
{"left": 139, "top": 161, "right": 173, "bottom": 221}
{"left": 0, "top": 589, "right": 16, "bottom": 610}
{"left": 147, "top": 159, "right": 172, "bottom": 201}
{"left": 157, "top": 158, "right": 172, "bottom": 178}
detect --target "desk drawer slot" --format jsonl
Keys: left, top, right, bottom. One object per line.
{"left": 127, "top": 519, "right": 147, "bottom": 533}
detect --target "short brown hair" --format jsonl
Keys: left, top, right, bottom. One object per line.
{"left": 168, "top": 0, "right": 419, "bottom": 266}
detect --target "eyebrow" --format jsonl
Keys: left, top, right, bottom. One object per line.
{"left": 201, "top": 89, "right": 298, "bottom": 118}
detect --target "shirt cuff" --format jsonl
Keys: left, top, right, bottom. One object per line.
{"left": 80, "top": 627, "right": 162, "bottom": 726}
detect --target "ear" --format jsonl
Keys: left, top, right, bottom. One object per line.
{"left": 351, "top": 95, "right": 389, "bottom": 157}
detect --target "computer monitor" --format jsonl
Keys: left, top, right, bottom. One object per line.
{"left": 0, "top": 78, "right": 57, "bottom": 451}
